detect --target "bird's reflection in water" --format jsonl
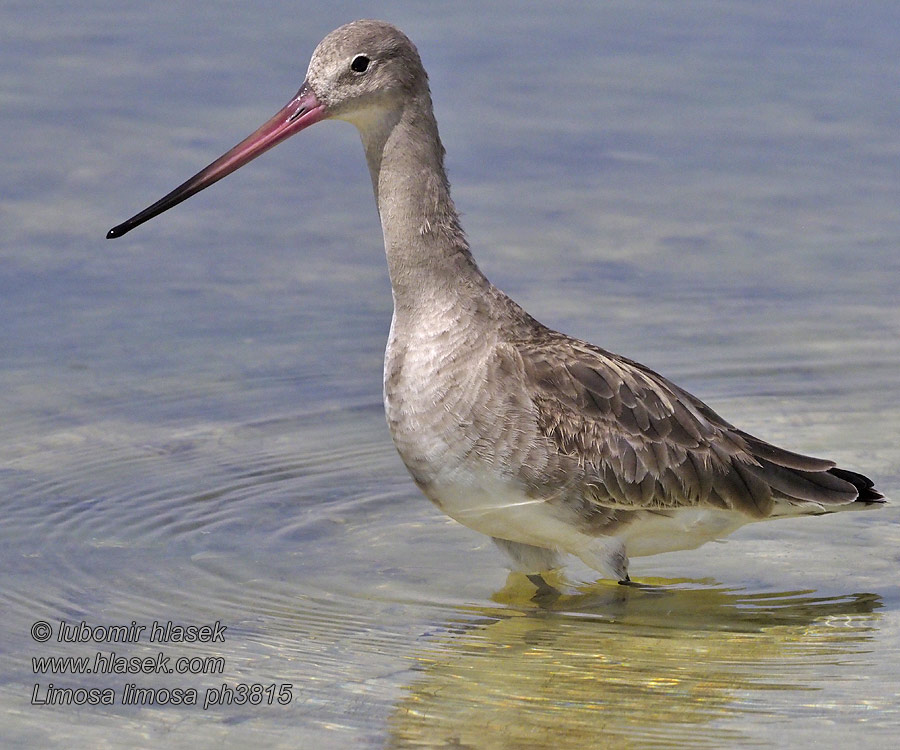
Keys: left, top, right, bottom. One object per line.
{"left": 387, "top": 577, "right": 882, "bottom": 749}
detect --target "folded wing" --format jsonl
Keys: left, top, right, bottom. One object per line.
{"left": 502, "top": 335, "right": 882, "bottom": 517}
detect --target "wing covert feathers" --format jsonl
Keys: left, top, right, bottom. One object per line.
{"left": 506, "top": 335, "right": 884, "bottom": 517}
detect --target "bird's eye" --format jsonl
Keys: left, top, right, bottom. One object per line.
{"left": 350, "top": 55, "right": 370, "bottom": 73}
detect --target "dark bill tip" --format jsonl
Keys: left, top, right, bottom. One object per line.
{"left": 107, "top": 224, "right": 131, "bottom": 239}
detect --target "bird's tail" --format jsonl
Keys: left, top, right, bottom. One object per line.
{"left": 826, "top": 467, "right": 885, "bottom": 507}
{"left": 737, "top": 430, "right": 886, "bottom": 516}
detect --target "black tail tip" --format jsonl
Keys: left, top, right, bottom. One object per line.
{"left": 828, "top": 467, "right": 886, "bottom": 504}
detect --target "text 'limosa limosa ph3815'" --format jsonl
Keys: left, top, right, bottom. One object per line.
{"left": 108, "top": 20, "right": 884, "bottom": 587}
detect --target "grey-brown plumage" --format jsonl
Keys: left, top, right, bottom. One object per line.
{"left": 107, "top": 20, "right": 885, "bottom": 583}
{"left": 512, "top": 330, "right": 880, "bottom": 516}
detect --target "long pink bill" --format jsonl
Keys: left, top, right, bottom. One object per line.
{"left": 107, "top": 82, "right": 326, "bottom": 239}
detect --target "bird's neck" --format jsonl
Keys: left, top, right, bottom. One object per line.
{"left": 352, "top": 93, "right": 490, "bottom": 316}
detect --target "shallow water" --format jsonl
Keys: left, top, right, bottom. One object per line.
{"left": 2, "top": 1, "right": 899, "bottom": 747}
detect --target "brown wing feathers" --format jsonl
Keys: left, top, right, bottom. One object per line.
{"left": 515, "top": 337, "right": 883, "bottom": 516}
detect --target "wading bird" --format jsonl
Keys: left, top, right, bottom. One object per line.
{"left": 108, "top": 20, "right": 884, "bottom": 588}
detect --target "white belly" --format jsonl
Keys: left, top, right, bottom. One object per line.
{"left": 618, "top": 508, "right": 749, "bottom": 557}
{"left": 427, "top": 464, "right": 751, "bottom": 578}
{"left": 427, "top": 468, "right": 587, "bottom": 550}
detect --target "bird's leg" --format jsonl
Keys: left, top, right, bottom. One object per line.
{"left": 526, "top": 573, "right": 562, "bottom": 607}
{"left": 492, "top": 538, "right": 563, "bottom": 606}
{"left": 492, "top": 537, "right": 561, "bottom": 572}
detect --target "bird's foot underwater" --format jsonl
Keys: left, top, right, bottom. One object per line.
{"left": 526, "top": 573, "right": 563, "bottom": 607}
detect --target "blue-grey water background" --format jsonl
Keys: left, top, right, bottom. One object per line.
{"left": 2, "top": 1, "right": 899, "bottom": 747}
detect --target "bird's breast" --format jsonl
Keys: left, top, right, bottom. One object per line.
{"left": 383, "top": 305, "right": 511, "bottom": 487}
